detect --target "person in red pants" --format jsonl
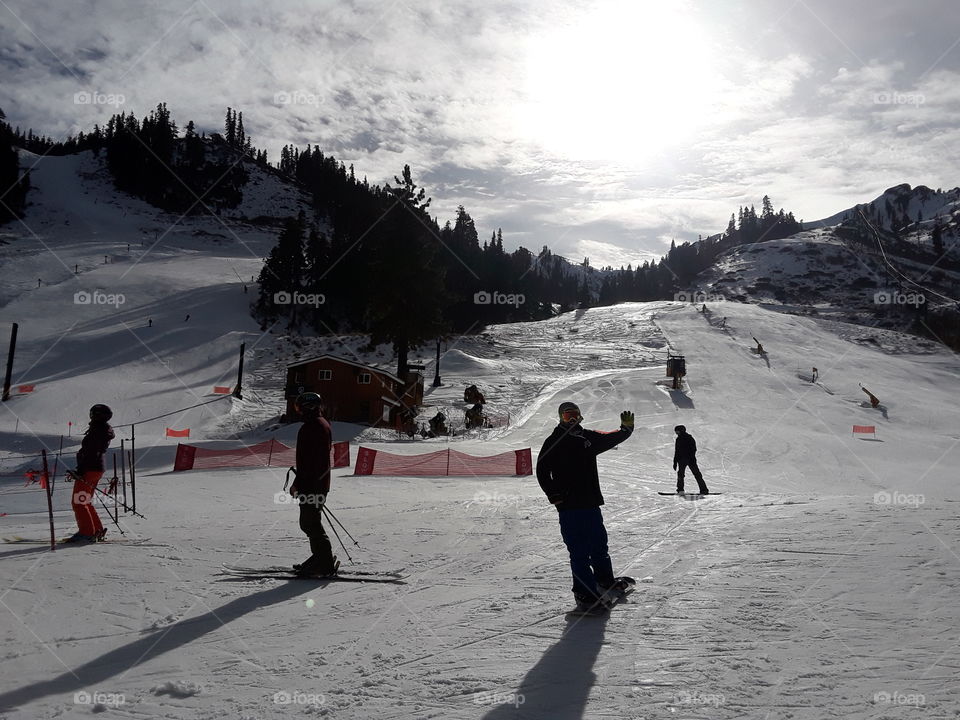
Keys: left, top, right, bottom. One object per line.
{"left": 67, "top": 404, "right": 115, "bottom": 543}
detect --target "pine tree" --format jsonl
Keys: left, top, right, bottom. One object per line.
{"left": 365, "top": 165, "right": 446, "bottom": 377}
{"left": 255, "top": 213, "right": 307, "bottom": 327}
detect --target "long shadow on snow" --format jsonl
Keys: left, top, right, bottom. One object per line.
{"left": 482, "top": 615, "right": 607, "bottom": 720}
{"left": 0, "top": 581, "right": 311, "bottom": 712}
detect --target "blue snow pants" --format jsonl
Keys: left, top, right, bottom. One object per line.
{"left": 557, "top": 507, "right": 615, "bottom": 600}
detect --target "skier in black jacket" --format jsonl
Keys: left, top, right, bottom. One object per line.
{"left": 67, "top": 404, "right": 115, "bottom": 542}
{"left": 289, "top": 392, "right": 338, "bottom": 577}
{"left": 536, "top": 401, "right": 634, "bottom": 611}
{"left": 673, "top": 425, "right": 708, "bottom": 494}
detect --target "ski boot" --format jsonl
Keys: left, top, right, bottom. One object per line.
{"left": 62, "top": 532, "right": 96, "bottom": 544}
{"left": 95, "top": 528, "right": 108, "bottom": 542}
{"left": 294, "top": 555, "right": 340, "bottom": 577}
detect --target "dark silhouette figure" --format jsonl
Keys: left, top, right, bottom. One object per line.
{"left": 673, "top": 425, "right": 708, "bottom": 494}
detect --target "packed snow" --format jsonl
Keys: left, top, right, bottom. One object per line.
{"left": 1, "top": 154, "right": 960, "bottom": 719}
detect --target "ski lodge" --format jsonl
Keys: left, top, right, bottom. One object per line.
{"left": 283, "top": 355, "right": 424, "bottom": 425}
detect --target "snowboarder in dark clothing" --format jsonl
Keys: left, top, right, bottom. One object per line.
{"left": 536, "top": 401, "right": 634, "bottom": 613}
{"left": 67, "top": 404, "right": 115, "bottom": 543}
{"left": 289, "top": 392, "right": 338, "bottom": 577}
{"left": 673, "top": 425, "right": 708, "bottom": 494}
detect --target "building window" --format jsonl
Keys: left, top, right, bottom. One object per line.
{"left": 319, "top": 369, "right": 332, "bottom": 380}
{"left": 358, "top": 373, "right": 371, "bottom": 384}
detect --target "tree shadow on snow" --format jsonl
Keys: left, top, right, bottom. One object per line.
{"left": 481, "top": 614, "right": 608, "bottom": 720}
{"left": 0, "top": 581, "right": 311, "bottom": 713}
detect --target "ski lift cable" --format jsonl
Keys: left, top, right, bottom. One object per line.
{"left": 856, "top": 209, "right": 960, "bottom": 304}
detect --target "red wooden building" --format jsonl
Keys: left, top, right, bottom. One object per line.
{"left": 284, "top": 355, "right": 424, "bottom": 424}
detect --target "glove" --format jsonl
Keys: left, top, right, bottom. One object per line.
{"left": 619, "top": 410, "right": 634, "bottom": 430}
{"left": 66, "top": 468, "right": 81, "bottom": 482}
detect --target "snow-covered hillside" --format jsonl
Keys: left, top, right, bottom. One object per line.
{"left": 810, "top": 183, "right": 960, "bottom": 232}
{"left": 3, "top": 153, "right": 960, "bottom": 719}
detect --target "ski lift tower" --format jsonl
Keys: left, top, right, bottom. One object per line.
{"left": 666, "top": 353, "right": 687, "bottom": 390}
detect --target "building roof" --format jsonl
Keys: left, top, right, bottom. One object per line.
{"left": 287, "top": 354, "right": 401, "bottom": 383}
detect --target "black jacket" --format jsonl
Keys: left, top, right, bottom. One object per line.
{"left": 674, "top": 432, "right": 697, "bottom": 463}
{"left": 536, "top": 423, "right": 632, "bottom": 510}
{"left": 76, "top": 422, "right": 115, "bottom": 473}
{"left": 295, "top": 416, "right": 332, "bottom": 494}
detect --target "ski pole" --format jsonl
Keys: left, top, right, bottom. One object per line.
{"left": 322, "top": 506, "right": 353, "bottom": 563}
{"left": 93, "top": 485, "right": 146, "bottom": 518}
{"left": 322, "top": 505, "right": 361, "bottom": 549}
{"left": 95, "top": 488, "right": 125, "bottom": 536}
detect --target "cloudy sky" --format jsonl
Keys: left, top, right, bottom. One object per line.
{"left": 2, "top": 0, "right": 960, "bottom": 267}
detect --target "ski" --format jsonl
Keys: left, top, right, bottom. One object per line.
{"left": 3, "top": 535, "right": 159, "bottom": 546}
{"left": 219, "top": 565, "right": 407, "bottom": 584}
{"left": 219, "top": 569, "right": 406, "bottom": 585}
{"left": 221, "top": 564, "right": 404, "bottom": 578}
{"left": 658, "top": 492, "right": 722, "bottom": 496}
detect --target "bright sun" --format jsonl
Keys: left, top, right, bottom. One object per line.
{"left": 520, "top": 2, "right": 721, "bottom": 164}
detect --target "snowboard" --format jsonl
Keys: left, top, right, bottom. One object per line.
{"left": 566, "top": 578, "right": 636, "bottom": 617}
{"left": 219, "top": 564, "right": 407, "bottom": 585}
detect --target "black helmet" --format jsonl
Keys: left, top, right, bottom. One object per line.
{"left": 295, "top": 392, "right": 323, "bottom": 415}
{"left": 558, "top": 401, "right": 581, "bottom": 424}
{"left": 674, "top": 424, "right": 686, "bottom": 433}
{"left": 90, "top": 404, "right": 113, "bottom": 422}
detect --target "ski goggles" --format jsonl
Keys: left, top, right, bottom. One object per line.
{"left": 560, "top": 408, "right": 582, "bottom": 422}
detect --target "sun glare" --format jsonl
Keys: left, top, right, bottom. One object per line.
{"left": 520, "top": 2, "right": 721, "bottom": 165}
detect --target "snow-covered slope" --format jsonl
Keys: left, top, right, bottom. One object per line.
{"left": 3, "top": 293, "right": 960, "bottom": 718}
{"left": 3, "top": 156, "right": 960, "bottom": 719}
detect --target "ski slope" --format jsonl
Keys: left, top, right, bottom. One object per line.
{"left": 2, "top": 154, "right": 960, "bottom": 719}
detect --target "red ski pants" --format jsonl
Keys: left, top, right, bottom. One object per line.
{"left": 72, "top": 471, "right": 104, "bottom": 536}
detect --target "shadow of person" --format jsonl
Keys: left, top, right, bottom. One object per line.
{"left": 481, "top": 614, "right": 608, "bottom": 720}
{"left": 0, "top": 581, "right": 311, "bottom": 713}
{"left": 0, "top": 545, "right": 52, "bottom": 560}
